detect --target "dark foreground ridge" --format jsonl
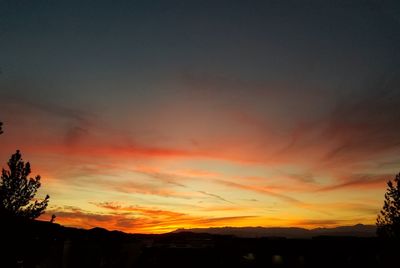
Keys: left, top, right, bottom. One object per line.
{"left": 0, "top": 217, "right": 397, "bottom": 268}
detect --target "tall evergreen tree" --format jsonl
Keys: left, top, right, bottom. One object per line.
{"left": 376, "top": 173, "right": 400, "bottom": 238}
{"left": 0, "top": 150, "right": 49, "bottom": 219}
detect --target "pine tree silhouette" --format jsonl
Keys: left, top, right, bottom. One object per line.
{"left": 0, "top": 150, "right": 49, "bottom": 219}
{"left": 376, "top": 173, "right": 400, "bottom": 238}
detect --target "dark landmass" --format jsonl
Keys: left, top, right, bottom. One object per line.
{"left": 0, "top": 218, "right": 397, "bottom": 268}
{"left": 173, "top": 224, "right": 376, "bottom": 238}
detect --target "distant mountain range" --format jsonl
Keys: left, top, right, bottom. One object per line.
{"left": 173, "top": 224, "right": 376, "bottom": 238}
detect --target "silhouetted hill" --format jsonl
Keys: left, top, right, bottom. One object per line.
{"left": 2, "top": 217, "right": 399, "bottom": 267}
{"left": 173, "top": 224, "right": 376, "bottom": 238}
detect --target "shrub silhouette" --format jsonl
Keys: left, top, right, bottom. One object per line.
{"left": 376, "top": 173, "right": 400, "bottom": 238}
{"left": 0, "top": 150, "right": 49, "bottom": 219}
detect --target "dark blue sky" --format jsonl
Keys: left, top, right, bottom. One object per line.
{"left": 1, "top": 1, "right": 399, "bottom": 94}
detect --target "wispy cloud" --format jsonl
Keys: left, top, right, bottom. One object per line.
{"left": 217, "top": 180, "right": 302, "bottom": 204}
{"left": 198, "top": 191, "right": 233, "bottom": 204}
{"left": 317, "top": 174, "right": 389, "bottom": 192}
{"left": 111, "top": 181, "right": 195, "bottom": 199}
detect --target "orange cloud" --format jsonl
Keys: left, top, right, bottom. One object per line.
{"left": 43, "top": 205, "right": 257, "bottom": 233}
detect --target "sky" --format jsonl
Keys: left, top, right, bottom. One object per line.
{"left": 1, "top": 0, "right": 400, "bottom": 233}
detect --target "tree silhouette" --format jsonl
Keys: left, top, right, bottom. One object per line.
{"left": 0, "top": 121, "right": 3, "bottom": 135}
{"left": 376, "top": 173, "right": 400, "bottom": 238}
{"left": 0, "top": 150, "right": 49, "bottom": 219}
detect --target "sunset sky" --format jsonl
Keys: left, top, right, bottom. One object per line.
{"left": 1, "top": 0, "right": 400, "bottom": 233}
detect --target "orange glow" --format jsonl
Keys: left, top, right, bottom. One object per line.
{"left": 1, "top": 92, "right": 393, "bottom": 234}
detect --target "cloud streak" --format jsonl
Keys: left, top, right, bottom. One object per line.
{"left": 317, "top": 174, "right": 389, "bottom": 192}
{"left": 217, "top": 180, "right": 302, "bottom": 205}
{"left": 198, "top": 191, "right": 233, "bottom": 204}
